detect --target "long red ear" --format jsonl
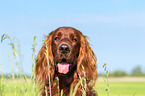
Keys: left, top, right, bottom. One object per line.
{"left": 77, "top": 34, "right": 97, "bottom": 85}
{"left": 36, "top": 31, "right": 55, "bottom": 88}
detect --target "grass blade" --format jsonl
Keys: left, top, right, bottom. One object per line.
{"left": 44, "top": 40, "right": 52, "bottom": 96}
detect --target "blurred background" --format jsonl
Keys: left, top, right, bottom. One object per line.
{"left": 0, "top": 0, "right": 145, "bottom": 76}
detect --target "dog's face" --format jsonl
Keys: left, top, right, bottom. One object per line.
{"left": 52, "top": 27, "right": 81, "bottom": 75}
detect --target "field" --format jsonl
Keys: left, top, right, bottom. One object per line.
{"left": 94, "top": 77, "right": 145, "bottom": 96}
{"left": 0, "top": 77, "right": 145, "bottom": 96}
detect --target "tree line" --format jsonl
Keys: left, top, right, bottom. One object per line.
{"left": 99, "top": 66, "right": 145, "bottom": 77}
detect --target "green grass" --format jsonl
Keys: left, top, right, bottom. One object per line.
{"left": 94, "top": 81, "right": 145, "bottom": 96}
{"left": 1, "top": 79, "right": 145, "bottom": 96}
{"left": 1, "top": 79, "right": 36, "bottom": 96}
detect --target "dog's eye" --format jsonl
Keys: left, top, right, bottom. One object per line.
{"left": 55, "top": 37, "right": 60, "bottom": 41}
{"left": 72, "top": 38, "right": 77, "bottom": 42}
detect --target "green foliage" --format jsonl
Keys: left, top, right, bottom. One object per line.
{"left": 131, "top": 66, "right": 145, "bottom": 76}
{"left": 100, "top": 66, "right": 145, "bottom": 77}
{"left": 110, "top": 70, "right": 127, "bottom": 77}
{"left": 103, "top": 63, "right": 110, "bottom": 96}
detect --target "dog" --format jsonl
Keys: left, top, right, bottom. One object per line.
{"left": 36, "top": 27, "right": 97, "bottom": 96}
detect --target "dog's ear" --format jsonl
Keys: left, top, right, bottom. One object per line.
{"left": 36, "top": 31, "right": 55, "bottom": 89}
{"left": 77, "top": 33, "right": 97, "bottom": 85}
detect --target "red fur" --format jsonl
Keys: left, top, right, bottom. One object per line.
{"left": 36, "top": 27, "right": 97, "bottom": 96}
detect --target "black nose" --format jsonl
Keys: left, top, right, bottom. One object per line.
{"left": 59, "top": 44, "right": 70, "bottom": 54}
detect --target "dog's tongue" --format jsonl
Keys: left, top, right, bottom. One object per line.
{"left": 57, "top": 63, "right": 70, "bottom": 74}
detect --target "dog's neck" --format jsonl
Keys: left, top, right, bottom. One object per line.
{"left": 58, "top": 73, "right": 74, "bottom": 90}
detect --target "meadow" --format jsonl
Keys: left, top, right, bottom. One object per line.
{"left": 1, "top": 78, "right": 145, "bottom": 96}
{"left": 95, "top": 77, "right": 145, "bottom": 96}
{"left": 1, "top": 34, "right": 145, "bottom": 96}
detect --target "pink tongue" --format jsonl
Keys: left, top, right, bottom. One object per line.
{"left": 57, "top": 63, "right": 70, "bottom": 74}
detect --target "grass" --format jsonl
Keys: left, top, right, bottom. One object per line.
{"left": 44, "top": 40, "right": 52, "bottom": 96}
{"left": 1, "top": 79, "right": 145, "bottom": 96}
{"left": 1, "top": 34, "right": 39, "bottom": 96}
{"left": 95, "top": 81, "right": 145, "bottom": 96}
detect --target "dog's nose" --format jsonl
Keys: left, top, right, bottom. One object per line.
{"left": 59, "top": 44, "right": 70, "bottom": 54}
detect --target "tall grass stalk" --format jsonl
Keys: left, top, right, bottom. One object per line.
{"left": 8, "top": 52, "right": 15, "bottom": 80}
{"left": 55, "top": 77, "right": 60, "bottom": 95}
{"left": 23, "top": 74, "right": 28, "bottom": 95}
{"left": 44, "top": 40, "right": 52, "bottom": 96}
{"left": 31, "top": 36, "right": 37, "bottom": 95}
{"left": 70, "top": 78, "right": 82, "bottom": 96}
{"left": 60, "top": 90, "right": 63, "bottom": 96}
{"left": 1, "top": 34, "right": 20, "bottom": 78}
{"left": 10, "top": 38, "right": 19, "bottom": 78}
{"left": 8, "top": 52, "right": 16, "bottom": 96}
{"left": 103, "top": 63, "right": 110, "bottom": 96}
{"left": 17, "top": 40, "right": 24, "bottom": 78}
{"left": 45, "top": 86, "right": 48, "bottom": 96}
{"left": 80, "top": 65, "right": 87, "bottom": 96}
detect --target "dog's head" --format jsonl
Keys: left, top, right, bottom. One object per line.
{"left": 36, "top": 27, "right": 97, "bottom": 90}
{"left": 51, "top": 27, "right": 81, "bottom": 75}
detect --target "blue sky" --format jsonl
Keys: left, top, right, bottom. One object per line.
{"left": 0, "top": 0, "right": 145, "bottom": 74}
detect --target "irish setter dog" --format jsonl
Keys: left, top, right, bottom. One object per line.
{"left": 36, "top": 27, "right": 97, "bottom": 96}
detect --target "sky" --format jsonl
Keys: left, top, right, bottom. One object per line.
{"left": 0, "top": 0, "right": 145, "bottom": 74}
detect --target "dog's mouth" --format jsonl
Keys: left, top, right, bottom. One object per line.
{"left": 56, "top": 59, "right": 73, "bottom": 74}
